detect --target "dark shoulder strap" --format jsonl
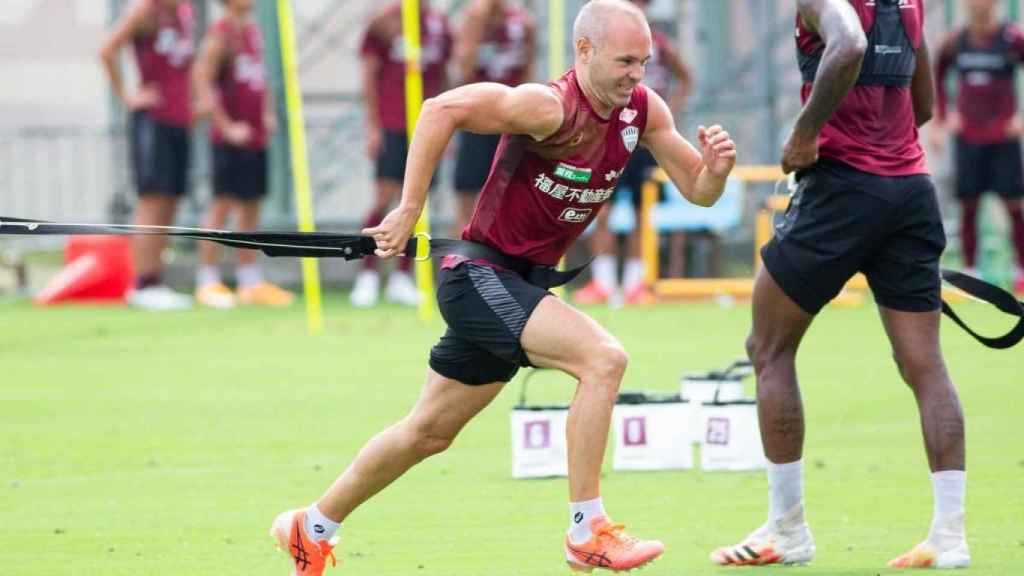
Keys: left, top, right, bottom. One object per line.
{"left": 941, "top": 269, "right": 1024, "bottom": 349}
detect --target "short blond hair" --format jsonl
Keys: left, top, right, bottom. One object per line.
{"left": 572, "top": 0, "right": 648, "bottom": 49}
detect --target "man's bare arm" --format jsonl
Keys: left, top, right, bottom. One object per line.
{"left": 364, "top": 83, "right": 564, "bottom": 255}
{"left": 911, "top": 39, "right": 935, "bottom": 127}
{"left": 99, "top": 1, "right": 152, "bottom": 106}
{"left": 642, "top": 89, "right": 735, "bottom": 207}
{"left": 793, "top": 0, "right": 868, "bottom": 139}
{"left": 454, "top": 0, "right": 487, "bottom": 83}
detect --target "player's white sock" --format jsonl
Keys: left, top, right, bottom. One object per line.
{"left": 197, "top": 265, "right": 221, "bottom": 287}
{"left": 304, "top": 503, "right": 341, "bottom": 542}
{"left": 928, "top": 470, "right": 966, "bottom": 548}
{"left": 237, "top": 263, "right": 264, "bottom": 288}
{"left": 767, "top": 459, "right": 805, "bottom": 529}
{"left": 622, "top": 258, "right": 645, "bottom": 291}
{"left": 568, "top": 497, "right": 606, "bottom": 544}
{"left": 591, "top": 255, "right": 616, "bottom": 292}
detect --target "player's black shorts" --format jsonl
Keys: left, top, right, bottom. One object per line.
{"left": 611, "top": 145, "right": 661, "bottom": 208}
{"left": 429, "top": 262, "right": 551, "bottom": 385}
{"left": 761, "top": 159, "right": 947, "bottom": 315}
{"left": 954, "top": 137, "right": 1023, "bottom": 199}
{"left": 454, "top": 132, "right": 501, "bottom": 192}
{"left": 213, "top": 144, "right": 268, "bottom": 200}
{"left": 375, "top": 129, "right": 409, "bottom": 182}
{"left": 130, "top": 110, "right": 190, "bottom": 197}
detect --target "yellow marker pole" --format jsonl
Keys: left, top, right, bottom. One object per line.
{"left": 401, "top": 0, "right": 435, "bottom": 322}
{"left": 549, "top": 0, "right": 567, "bottom": 297}
{"left": 277, "top": 0, "right": 323, "bottom": 334}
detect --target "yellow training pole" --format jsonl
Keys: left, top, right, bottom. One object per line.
{"left": 549, "top": 0, "right": 567, "bottom": 297}
{"left": 278, "top": 0, "right": 323, "bottom": 334}
{"left": 401, "top": 0, "right": 435, "bottom": 322}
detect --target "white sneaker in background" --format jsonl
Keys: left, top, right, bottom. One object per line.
{"left": 350, "top": 270, "right": 380, "bottom": 308}
{"left": 127, "top": 285, "right": 193, "bottom": 311}
{"left": 385, "top": 271, "right": 420, "bottom": 306}
{"left": 710, "top": 507, "right": 815, "bottom": 566}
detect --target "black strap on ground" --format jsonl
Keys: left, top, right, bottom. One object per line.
{"left": 0, "top": 216, "right": 587, "bottom": 289}
{"left": 940, "top": 268, "right": 1024, "bottom": 349}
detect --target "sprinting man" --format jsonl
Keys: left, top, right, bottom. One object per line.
{"left": 932, "top": 0, "right": 1024, "bottom": 294}
{"left": 451, "top": 0, "right": 536, "bottom": 236}
{"left": 350, "top": 0, "right": 452, "bottom": 308}
{"left": 574, "top": 0, "right": 692, "bottom": 306}
{"left": 269, "top": 1, "right": 736, "bottom": 573}
{"left": 191, "top": 0, "right": 294, "bottom": 308}
{"left": 711, "top": 0, "right": 970, "bottom": 569}
{"left": 100, "top": 0, "right": 195, "bottom": 311}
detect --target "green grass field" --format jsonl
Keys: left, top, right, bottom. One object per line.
{"left": 1, "top": 295, "right": 1021, "bottom": 575}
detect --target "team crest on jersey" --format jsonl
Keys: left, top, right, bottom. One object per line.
{"left": 621, "top": 126, "right": 639, "bottom": 152}
{"left": 619, "top": 108, "right": 638, "bottom": 124}
{"left": 559, "top": 207, "right": 592, "bottom": 223}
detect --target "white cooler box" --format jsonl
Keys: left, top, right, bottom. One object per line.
{"left": 612, "top": 392, "right": 694, "bottom": 471}
{"left": 510, "top": 405, "right": 570, "bottom": 479}
{"left": 699, "top": 398, "right": 766, "bottom": 471}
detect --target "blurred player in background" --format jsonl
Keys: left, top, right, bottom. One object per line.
{"left": 932, "top": 0, "right": 1024, "bottom": 294}
{"left": 351, "top": 1, "right": 452, "bottom": 308}
{"left": 100, "top": 0, "right": 195, "bottom": 310}
{"left": 191, "top": 0, "right": 294, "bottom": 308}
{"left": 574, "top": 0, "right": 692, "bottom": 306}
{"left": 451, "top": 0, "right": 536, "bottom": 236}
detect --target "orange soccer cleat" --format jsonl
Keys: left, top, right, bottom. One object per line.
{"left": 574, "top": 280, "right": 612, "bottom": 305}
{"left": 270, "top": 509, "right": 338, "bottom": 576}
{"left": 238, "top": 282, "right": 295, "bottom": 307}
{"left": 563, "top": 516, "right": 664, "bottom": 572}
{"left": 888, "top": 540, "right": 970, "bottom": 569}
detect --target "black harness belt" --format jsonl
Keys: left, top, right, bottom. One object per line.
{"left": 0, "top": 215, "right": 1018, "bottom": 347}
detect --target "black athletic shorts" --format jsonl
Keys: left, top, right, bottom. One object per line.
{"left": 761, "top": 159, "right": 947, "bottom": 315}
{"left": 454, "top": 132, "right": 501, "bottom": 192}
{"left": 213, "top": 144, "right": 268, "bottom": 200}
{"left": 611, "top": 145, "right": 661, "bottom": 208}
{"left": 375, "top": 129, "right": 409, "bottom": 182}
{"left": 954, "top": 137, "right": 1023, "bottom": 199}
{"left": 429, "top": 262, "right": 552, "bottom": 385}
{"left": 130, "top": 110, "right": 190, "bottom": 197}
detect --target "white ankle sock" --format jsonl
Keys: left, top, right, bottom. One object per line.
{"left": 622, "top": 258, "right": 645, "bottom": 290}
{"left": 767, "top": 460, "right": 804, "bottom": 527}
{"left": 197, "top": 265, "right": 221, "bottom": 287}
{"left": 591, "top": 255, "right": 617, "bottom": 292}
{"left": 304, "top": 503, "right": 341, "bottom": 542}
{"left": 237, "top": 263, "right": 263, "bottom": 288}
{"left": 568, "top": 497, "right": 606, "bottom": 545}
{"left": 929, "top": 470, "right": 966, "bottom": 546}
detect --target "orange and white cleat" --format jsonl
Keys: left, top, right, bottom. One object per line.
{"left": 710, "top": 522, "right": 815, "bottom": 567}
{"left": 888, "top": 540, "right": 970, "bottom": 569}
{"left": 270, "top": 508, "right": 338, "bottom": 576}
{"left": 239, "top": 282, "right": 295, "bottom": 307}
{"left": 195, "top": 282, "right": 237, "bottom": 309}
{"left": 1014, "top": 276, "right": 1024, "bottom": 296}
{"left": 563, "top": 516, "right": 664, "bottom": 572}
{"left": 623, "top": 283, "right": 655, "bottom": 306}
{"left": 574, "top": 280, "right": 612, "bottom": 305}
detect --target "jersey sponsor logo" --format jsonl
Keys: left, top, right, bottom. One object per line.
{"left": 234, "top": 54, "right": 266, "bottom": 89}
{"left": 605, "top": 169, "right": 622, "bottom": 182}
{"left": 558, "top": 207, "right": 592, "bottom": 223}
{"left": 553, "top": 162, "right": 592, "bottom": 183}
{"left": 621, "top": 126, "right": 639, "bottom": 152}
{"left": 154, "top": 27, "right": 194, "bottom": 67}
{"left": 875, "top": 45, "right": 903, "bottom": 55}
{"left": 898, "top": 0, "right": 915, "bottom": 9}
{"left": 619, "top": 108, "right": 638, "bottom": 124}
{"left": 534, "top": 173, "right": 614, "bottom": 204}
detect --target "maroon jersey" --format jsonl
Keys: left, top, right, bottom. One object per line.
{"left": 210, "top": 17, "right": 268, "bottom": 150}
{"left": 470, "top": 5, "right": 532, "bottom": 86}
{"left": 936, "top": 23, "right": 1024, "bottom": 145}
{"left": 462, "top": 70, "right": 650, "bottom": 267}
{"left": 796, "top": 0, "right": 926, "bottom": 176}
{"left": 133, "top": 0, "right": 194, "bottom": 127}
{"left": 643, "top": 28, "right": 675, "bottom": 99}
{"left": 360, "top": 3, "right": 452, "bottom": 132}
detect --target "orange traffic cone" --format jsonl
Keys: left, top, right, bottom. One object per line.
{"left": 34, "top": 236, "right": 133, "bottom": 305}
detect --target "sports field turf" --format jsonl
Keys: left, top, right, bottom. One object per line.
{"left": 1, "top": 295, "right": 1021, "bottom": 575}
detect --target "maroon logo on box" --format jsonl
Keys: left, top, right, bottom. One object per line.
{"left": 524, "top": 420, "right": 551, "bottom": 449}
{"left": 623, "top": 416, "right": 647, "bottom": 446}
{"left": 706, "top": 417, "right": 731, "bottom": 445}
